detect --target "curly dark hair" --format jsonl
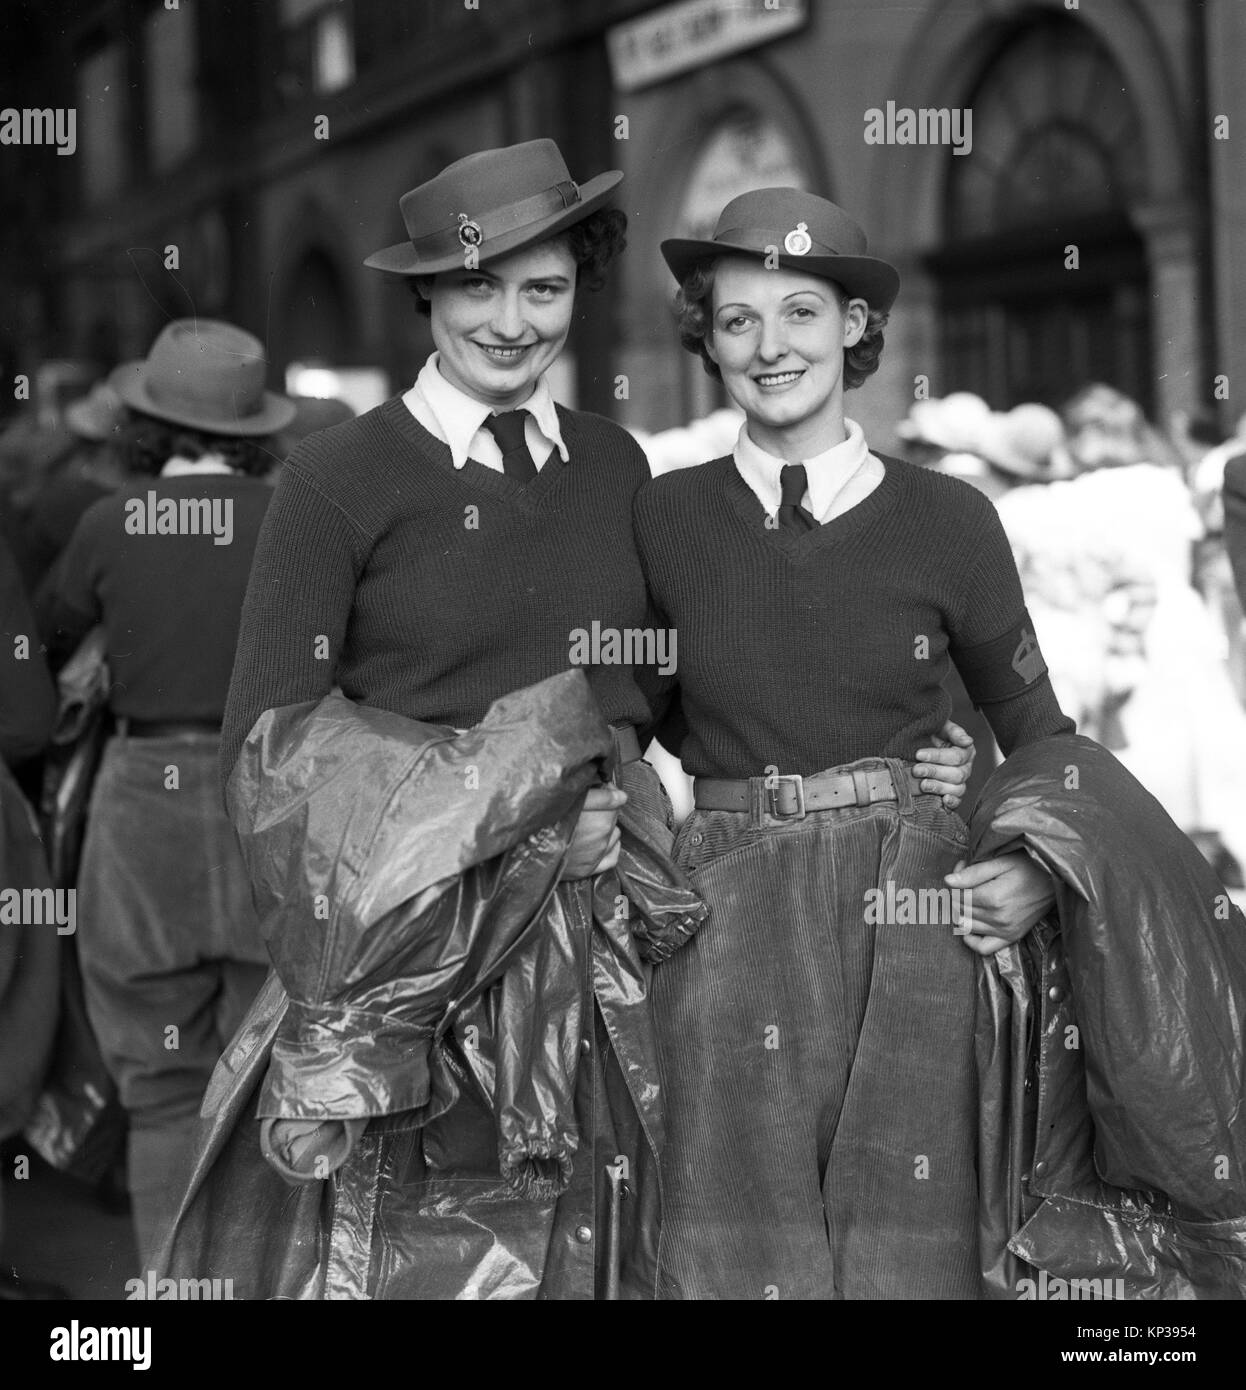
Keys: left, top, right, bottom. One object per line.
{"left": 118, "top": 410, "right": 275, "bottom": 477}
{"left": 410, "top": 206, "right": 627, "bottom": 315}
{"left": 675, "top": 259, "right": 888, "bottom": 390}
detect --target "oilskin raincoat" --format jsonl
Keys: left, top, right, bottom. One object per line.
{"left": 155, "top": 670, "right": 705, "bottom": 1299}
{"left": 972, "top": 735, "right": 1246, "bottom": 1298}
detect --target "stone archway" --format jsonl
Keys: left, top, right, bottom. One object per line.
{"left": 875, "top": 0, "right": 1197, "bottom": 420}
{"left": 931, "top": 11, "right": 1153, "bottom": 412}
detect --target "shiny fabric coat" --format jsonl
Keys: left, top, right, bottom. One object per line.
{"left": 155, "top": 670, "right": 704, "bottom": 1299}
{"left": 971, "top": 734, "right": 1246, "bottom": 1298}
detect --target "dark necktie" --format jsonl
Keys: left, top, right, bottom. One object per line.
{"left": 778, "top": 464, "right": 818, "bottom": 533}
{"left": 483, "top": 410, "right": 537, "bottom": 483}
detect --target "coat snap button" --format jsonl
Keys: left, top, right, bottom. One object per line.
{"left": 575, "top": 1225, "right": 593, "bottom": 1244}
{"left": 1033, "top": 1160, "right": 1047, "bottom": 1178}
{"left": 1047, "top": 985, "right": 1063, "bottom": 1003}
{"left": 580, "top": 1037, "right": 591, "bottom": 1056}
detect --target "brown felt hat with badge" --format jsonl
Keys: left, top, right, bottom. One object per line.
{"left": 364, "top": 139, "right": 624, "bottom": 277}
{"left": 661, "top": 188, "right": 900, "bottom": 312}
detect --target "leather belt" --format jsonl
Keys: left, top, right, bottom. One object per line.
{"left": 116, "top": 717, "right": 221, "bottom": 739}
{"left": 611, "top": 723, "right": 641, "bottom": 765}
{"left": 694, "top": 765, "right": 923, "bottom": 819}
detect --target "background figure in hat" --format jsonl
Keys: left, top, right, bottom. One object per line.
{"left": 633, "top": 187, "right": 1076, "bottom": 1298}
{"left": 897, "top": 394, "right": 1069, "bottom": 502}
{"left": 4, "top": 380, "right": 128, "bottom": 604}
{"left": 997, "top": 383, "right": 1246, "bottom": 886}
{"left": 896, "top": 390, "right": 995, "bottom": 492}
{"left": 37, "top": 319, "right": 292, "bottom": 1265}
{"left": 976, "top": 402, "right": 1070, "bottom": 490}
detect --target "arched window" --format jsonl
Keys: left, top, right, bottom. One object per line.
{"left": 930, "top": 14, "right": 1151, "bottom": 412}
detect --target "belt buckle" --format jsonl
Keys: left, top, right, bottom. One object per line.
{"left": 765, "top": 773, "right": 806, "bottom": 820}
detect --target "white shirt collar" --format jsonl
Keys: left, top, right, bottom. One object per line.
{"left": 734, "top": 417, "right": 880, "bottom": 521}
{"left": 410, "top": 353, "right": 568, "bottom": 470}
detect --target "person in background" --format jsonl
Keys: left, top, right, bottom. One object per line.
{"left": 1220, "top": 441, "right": 1246, "bottom": 621}
{"left": 269, "top": 395, "right": 355, "bottom": 481}
{"left": 1060, "top": 382, "right": 1186, "bottom": 476}
{"left": 1002, "top": 382, "right": 1246, "bottom": 885}
{"left": 973, "top": 402, "right": 1069, "bottom": 494}
{"left": 0, "top": 533, "right": 61, "bottom": 1298}
{"left": 896, "top": 391, "right": 995, "bottom": 489}
{"left": 1191, "top": 412, "right": 1246, "bottom": 707}
{"left": 1192, "top": 409, "right": 1246, "bottom": 524}
{"left": 38, "top": 320, "right": 294, "bottom": 1264}
{"left": 900, "top": 398, "right": 1069, "bottom": 812}
{"left": 0, "top": 535, "right": 55, "bottom": 769}
{"left": 17, "top": 381, "right": 127, "bottom": 601}
{"left": 0, "top": 418, "right": 76, "bottom": 594}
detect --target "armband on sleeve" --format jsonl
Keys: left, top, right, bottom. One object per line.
{"left": 952, "top": 611, "right": 1050, "bottom": 706}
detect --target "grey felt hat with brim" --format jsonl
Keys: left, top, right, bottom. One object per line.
{"left": 364, "top": 138, "right": 624, "bottom": 277}
{"left": 111, "top": 319, "right": 295, "bottom": 436}
{"left": 661, "top": 187, "right": 900, "bottom": 312}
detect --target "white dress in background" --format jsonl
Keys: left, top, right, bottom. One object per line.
{"left": 998, "top": 463, "right": 1246, "bottom": 872}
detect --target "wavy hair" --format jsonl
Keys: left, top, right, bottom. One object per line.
{"left": 117, "top": 410, "right": 275, "bottom": 477}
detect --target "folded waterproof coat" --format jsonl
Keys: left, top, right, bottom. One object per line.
{"left": 971, "top": 735, "right": 1246, "bottom": 1298}
{"left": 155, "top": 670, "right": 705, "bottom": 1299}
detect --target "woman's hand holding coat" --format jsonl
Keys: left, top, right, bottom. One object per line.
{"left": 944, "top": 852, "right": 1056, "bottom": 955}
{"left": 560, "top": 784, "right": 627, "bottom": 880}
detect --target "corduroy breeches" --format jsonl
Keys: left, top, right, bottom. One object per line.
{"left": 653, "top": 756, "right": 981, "bottom": 1300}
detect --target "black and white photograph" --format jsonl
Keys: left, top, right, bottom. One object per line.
{"left": 0, "top": 0, "right": 1244, "bottom": 1359}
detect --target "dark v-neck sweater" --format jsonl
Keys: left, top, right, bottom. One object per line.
{"left": 632, "top": 452, "right": 1074, "bottom": 781}
{"left": 221, "top": 397, "right": 654, "bottom": 780}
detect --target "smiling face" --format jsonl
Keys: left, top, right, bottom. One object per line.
{"left": 706, "top": 257, "right": 868, "bottom": 459}
{"left": 419, "top": 239, "right": 577, "bottom": 409}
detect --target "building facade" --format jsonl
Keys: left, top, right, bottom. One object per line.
{"left": 3, "top": 0, "right": 1243, "bottom": 449}
{"left": 611, "top": 0, "right": 1245, "bottom": 447}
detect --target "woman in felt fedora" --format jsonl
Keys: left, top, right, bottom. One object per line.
{"left": 215, "top": 139, "right": 664, "bottom": 1300}
{"left": 633, "top": 188, "right": 1077, "bottom": 1298}
{"left": 38, "top": 318, "right": 293, "bottom": 1264}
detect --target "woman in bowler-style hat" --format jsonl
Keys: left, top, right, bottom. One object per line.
{"left": 40, "top": 319, "right": 294, "bottom": 1264}
{"left": 633, "top": 188, "right": 1077, "bottom": 1298}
